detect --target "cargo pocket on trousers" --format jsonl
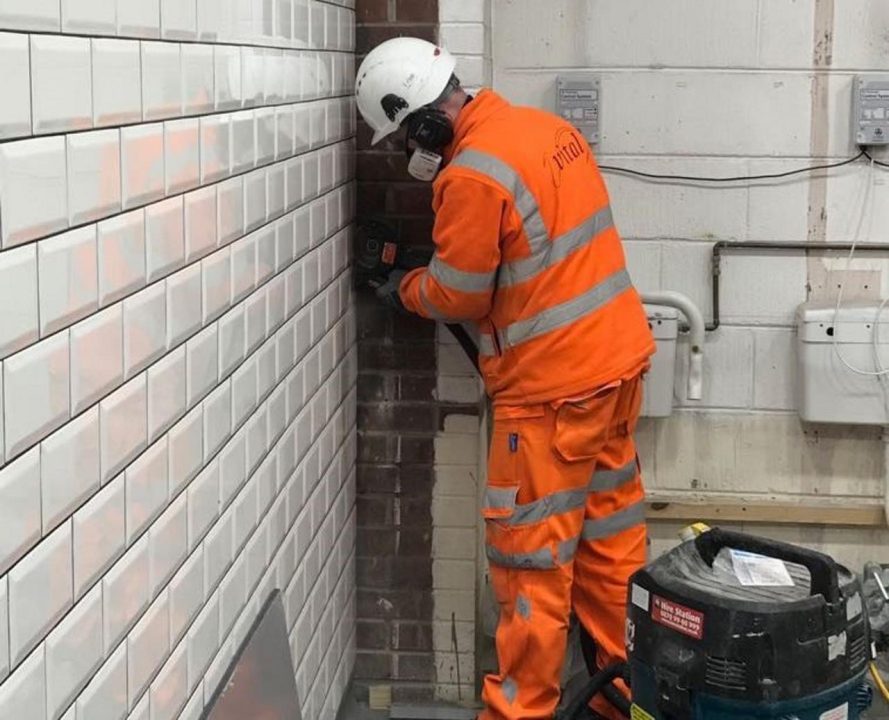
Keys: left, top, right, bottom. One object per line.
{"left": 552, "top": 383, "right": 622, "bottom": 463}
{"left": 482, "top": 485, "right": 518, "bottom": 605}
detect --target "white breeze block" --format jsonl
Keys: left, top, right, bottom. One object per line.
{"left": 0, "top": 33, "right": 32, "bottom": 139}
{"left": 30, "top": 34, "right": 93, "bottom": 134}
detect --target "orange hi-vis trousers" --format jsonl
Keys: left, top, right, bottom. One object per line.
{"left": 480, "top": 375, "right": 648, "bottom": 720}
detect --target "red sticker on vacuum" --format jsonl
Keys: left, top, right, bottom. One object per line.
{"left": 381, "top": 242, "right": 398, "bottom": 266}
{"left": 652, "top": 596, "right": 704, "bottom": 640}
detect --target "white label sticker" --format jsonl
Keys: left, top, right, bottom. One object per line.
{"left": 820, "top": 702, "right": 849, "bottom": 720}
{"left": 632, "top": 584, "right": 650, "bottom": 611}
{"left": 730, "top": 549, "right": 794, "bottom": 587}
{"left": 828, "top": 631, "right": 848, "bottom": 662}
{"left": 846, "top": 592, "right": 863, "bottom": 621}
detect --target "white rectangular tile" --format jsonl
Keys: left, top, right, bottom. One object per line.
{"left": 166, "top": 264, "right": 203, "bottom": 347}
{"left": 255, "top": 225, "right": 276, "bottom": 284}
{"left": 45, "top": 585, "right": 104, "bottom": 719}
{"left": 245, "top": 411, "right": 268, "bottom": 476}
{"left": 202, "top": 249, "right": 232, "bottom": 326}
{"left": 241, "top": 47, "right": 265, "bottom": 107}
{"left": 161, "top": 0, "right": 196, "bottom": 38}
{"left": 185, "top": 185, "right": 218, "bottom": 262}
{"left": 124, "top": 283, "right": 168, "bottom": 378}
{"left": 62, "top": 0, "right": 116, "bottom": 33}
{"left": 4, "top": 333, "right": 70, "bottom": 459}
{"left": 168, "top": 549, "right": 203, "bottom": 646}
{"left": 146, "top": 196, "right": 185, "bottom": 282}
{"left": 38, "top": 227, "right": 98, "bottom": 337}
{"left": 246, "top": 291, "right": 268, "bottom": 356}
{"left": 181, "top": 43, "right": 214, "bottom": 114}
{"left": 92, "top": 38, "right": 142, "bottom": 127}
{"left": 203, "top": 382, "right": 232, "bottom": 460}
{"left": 8, "top": 521, "right": 72, "bottom": 664}
{"left": 168, "top": 406, "right": 203, "bottom": 497}
{"left": 121, "top": 123, "right": 165, "bottom": 209}
{"left": 203, "top": 511, "right": 232, "bottom": 593}
{"left": 76, "top": 641, "right": 127, "bottom": 720}
{"left": 257, "top": 340, "right": 276, "bottom": 399}
{"left": 0, "top": 645, "right": 46, "bottom": 719}
{"left": 186, "top": 325, "right": 218, "bottom": 407}
{"left": 103, "top": 536, "right": 150, "bottom": 653}
{"left": 0, "top": 136, "right": 68, "bottom": 248}
{"left": 72, "top": 474, "right": 125, "bottom": 599}
{"left": 130, "top": 688, "right": 150, "bottom": 720}
{"left": 127, "top": 593, "right": 170, "bottom": 710}
{"left": 0, "top": 244, "right": 38, "bottom": 358}
{"left": 216, "top": 307, "right": 245, "bottom": 382}
{"left": 244, "top": 169, "right": 268, "bottom": 232}
{"left": 187, "top": 460, "right": 219, "bottom": 551}
{"left": 293, "top": 0, "right": 309, "bottom": 47}
{"left": 165, "top": 118, "right": 200, "bottom": 195}
{"left": 263, "top": 49, "right": 283, "bottom": 104}
{"left": 214, "top": 45, "right": 242, "bottom": 111}
{"left": 0, "top": 573, "right": 6, "bottom": 681}
{"left": 117, "top": 0, "right": 160, "bottom": 36}
{"left": 70, "top": 304, "right": 123, "bottom": 414}
{"left": 0, "top": 0, "right": 59, "bottom": 31}
{"left": 126, "top": 438, "right": 169, "bottom": 545}
{"left": 0, "top": 33, "right": 31, "bottom": 140}
{"left": 98, "top": 209, "right": 147, "bottom": 306}
{"left": 231, "top": 233, "right": 257, "bottom": 302}
{"left": 0, "top": 449, "right": 41, "bottom": 577}
{"left": 218, "top": 176, "right": 245, "bottom": 246}
{"left": 219, "top": 556, "right": 246, "bottom": 638}
{"left": 230, "top": 109, "right": 257, "bottom": 174}
{"left": 268, "top": 164, "right": 286, "bottom": 221}
{"left": 201, "top": 115, "right": 231, "bottom": 185}
{"left": 219, "top": 431, "right": 246, "bottom": 508}
{"left": 148, "top": 493, "right": 186, "bottom": 598}
{"left": 256, "top": 107, "right": 276, "bottom": 167}
{"left": 150, "top": 643, "right": 188, "bottom": 720}
{"left": 30, "top": 34, "right": 92, "bottom": 134}
{"left": 142, "top": 41, "right": 182, "bottom": 121}
{"left": 41, "top": 407, "right": 100, "bottom": 535}
{"left": 186, "top": 595, "right": 218, "bottom": 692}
{"left": 231, "top": 360, "right": 257, "bottom": 431}
{"left": 99, "top": 375, "right": 148, "bottom": 483}
{"left": 143, "top": 337, "right": 183, "bottom": 434}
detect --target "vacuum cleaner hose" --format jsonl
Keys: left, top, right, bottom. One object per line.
{"left": 560, "top": 663, "right": 630, "bottom": 720}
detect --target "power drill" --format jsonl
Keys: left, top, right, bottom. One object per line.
{"left": 354, "top": 217, "right": 481, "bottom": 373}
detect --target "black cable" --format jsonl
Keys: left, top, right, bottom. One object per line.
{"left": 559, "top": 663, "right": 630, "bottom": 720}
{"left": 598, "top": 151, "right": 866, "bottom": 183}
{"left": 863, "top": 149, "right": 889, "bottom": 169}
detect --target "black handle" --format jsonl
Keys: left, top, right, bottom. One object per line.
{"left": 695, "top": 528, "right": 840, "bottom": 604}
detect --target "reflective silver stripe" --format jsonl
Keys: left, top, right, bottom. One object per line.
{"left": 558, "top": 534, "right": 581, "bottom": 564}
{"left": 516, "top": 594, "right": 531, "bottom": 620}
{"left": 486, "top": 544, "right": 554, "bottom": 570}
{"left": 590, "top": 459, "right": 638, "bottom": 492}
{"left": 428, "top": 256, "right": 497, "bottom": 294}
{"left": 502, "top": 677, "right": 518, "bottom": 705}
{"left": 478, "top": 334, "right": 496, "bottom": 357}
{"left": 502, "top": 268, "right": 632, "bottom": 348}
{"left": 500, "top": 206, "right": 614, "bottom": 288}
{"left": 451, "top": 149, "right": 550, "bottom": 256}
{"left": 418, "top": 275, "right": 462, "bottom": 323}
{"left": 509, "top": 487, "right": 587, "bottom": 526}
{"left": 484, "top": 486, "right": 518, "bottom": 513}
{"left": 582, "top": 501, "right": 646, "bottom": 541}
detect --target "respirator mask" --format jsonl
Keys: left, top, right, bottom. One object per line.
{"left": 404, "top": 108, "right": 454, "bottom": 182}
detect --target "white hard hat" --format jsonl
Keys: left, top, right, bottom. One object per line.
{"left": 355, "top": 37, "right": 457, "bottom": 145}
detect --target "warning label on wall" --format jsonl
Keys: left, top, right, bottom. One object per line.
{"left": 652, "top": 595, "right": 705, "bottom": 640}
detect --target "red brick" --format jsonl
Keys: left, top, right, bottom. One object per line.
{"left": 356, "top": 24, "right": 438, "bottom": 55}
{"left": 357, "top": 620, "right": 391, "bottom": 650}
{"left": 358, "top": 152, "right": 410, "bottom": 182}
{"left": 355, "top": 0, "right": 389, "bottom": 23}
{"left": 395, "top": 653, "right": 436, "bottom": 681}
{"left": 354, "top": 652, "right": 393, "bottom": 680}
{"left": 396, "top": 0, "right": 439, "bottom": 23}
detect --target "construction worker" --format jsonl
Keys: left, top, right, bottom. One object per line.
{"left": 355, "top": 38, "right": 656, "bottom": 720}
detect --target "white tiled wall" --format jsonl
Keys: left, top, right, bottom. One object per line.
{"left": 0, "top": 1, "right": 358, "bottom": 719}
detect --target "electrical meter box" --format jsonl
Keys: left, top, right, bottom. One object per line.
{"left": 853, "top": 75, "right": 889, "bottom": 146}
{"left": 556, "top": 75, "right": 600, "bottom": 144}
{"left": 797, "top": 303, "right": 889, "bottom": 424}
{"left": 642, "top": 305, "right": 679, "bottom": 418}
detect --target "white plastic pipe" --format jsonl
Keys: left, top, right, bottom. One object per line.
{"left": 641, "top": 291, "right": 706, "bottom": 401}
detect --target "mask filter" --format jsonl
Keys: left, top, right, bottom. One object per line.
{"left": 407, "top": 148, "right": 443, "bottom": 182}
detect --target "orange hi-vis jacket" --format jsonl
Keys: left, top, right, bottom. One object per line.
{"left": 400, "top": 90, "right": 655, "bottom": 405}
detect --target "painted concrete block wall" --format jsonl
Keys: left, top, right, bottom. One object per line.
{"left": 0, "top": 1, "right": 359, "bottom": 719}
{"left": 488, "top": 0, "right": 889, "bottom": 566}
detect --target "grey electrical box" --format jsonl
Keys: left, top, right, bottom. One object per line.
{"left": 853, "top": 75, "right": 889, "bottom": 146}
{"left": 557, "top": 76, "right": 600, "bottom": 144}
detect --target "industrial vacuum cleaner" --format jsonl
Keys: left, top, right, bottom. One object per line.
{"left": 354, "top": 219, "right": 889, "bottom": 720}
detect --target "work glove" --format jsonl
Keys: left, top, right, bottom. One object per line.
{"left": 375, "top": 268, "right": 408, "bottom": 312}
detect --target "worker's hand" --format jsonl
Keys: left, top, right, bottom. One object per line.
{"left": 375, "top": 268, "right": 408, "bottom": 312}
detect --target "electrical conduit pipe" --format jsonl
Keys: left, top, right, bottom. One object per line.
{"left": 641, "top": 291, "right": 705, "bottom": 401}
